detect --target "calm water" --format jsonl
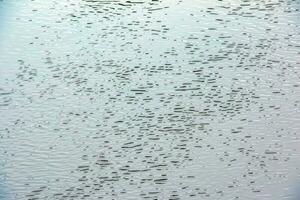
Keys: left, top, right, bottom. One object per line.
{"left": 0, "top": 0, "right": 300, "bottom": 199}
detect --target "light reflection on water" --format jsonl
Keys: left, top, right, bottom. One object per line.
{"left": 0, "top": 0, "right": 300, "bottom": 199}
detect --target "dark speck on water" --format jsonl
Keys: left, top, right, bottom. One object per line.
{"left": 0, "top": 0, "right": 300, "bottom": 199}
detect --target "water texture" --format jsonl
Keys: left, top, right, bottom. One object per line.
{"left": 0, "top": 0, "right": 300, "bottom": 199}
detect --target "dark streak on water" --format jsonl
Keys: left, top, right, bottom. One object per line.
{"left": 0, "top": 0, "right": 300, "bottom": 199}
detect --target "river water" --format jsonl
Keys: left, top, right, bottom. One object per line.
{"left": 0, "top": 0, "right": 300, "bottom": 199}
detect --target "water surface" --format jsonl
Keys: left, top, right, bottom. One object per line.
{"left": 0, "top": 0, "right": 300, "bottom": 199}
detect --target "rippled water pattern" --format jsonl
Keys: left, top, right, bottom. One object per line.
{"left": 0, "top": 0, "right": 300, "bottom": 199}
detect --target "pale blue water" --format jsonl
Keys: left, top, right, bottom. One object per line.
{"left": 0, "top": 0, "right": 300, "bottom": 200}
